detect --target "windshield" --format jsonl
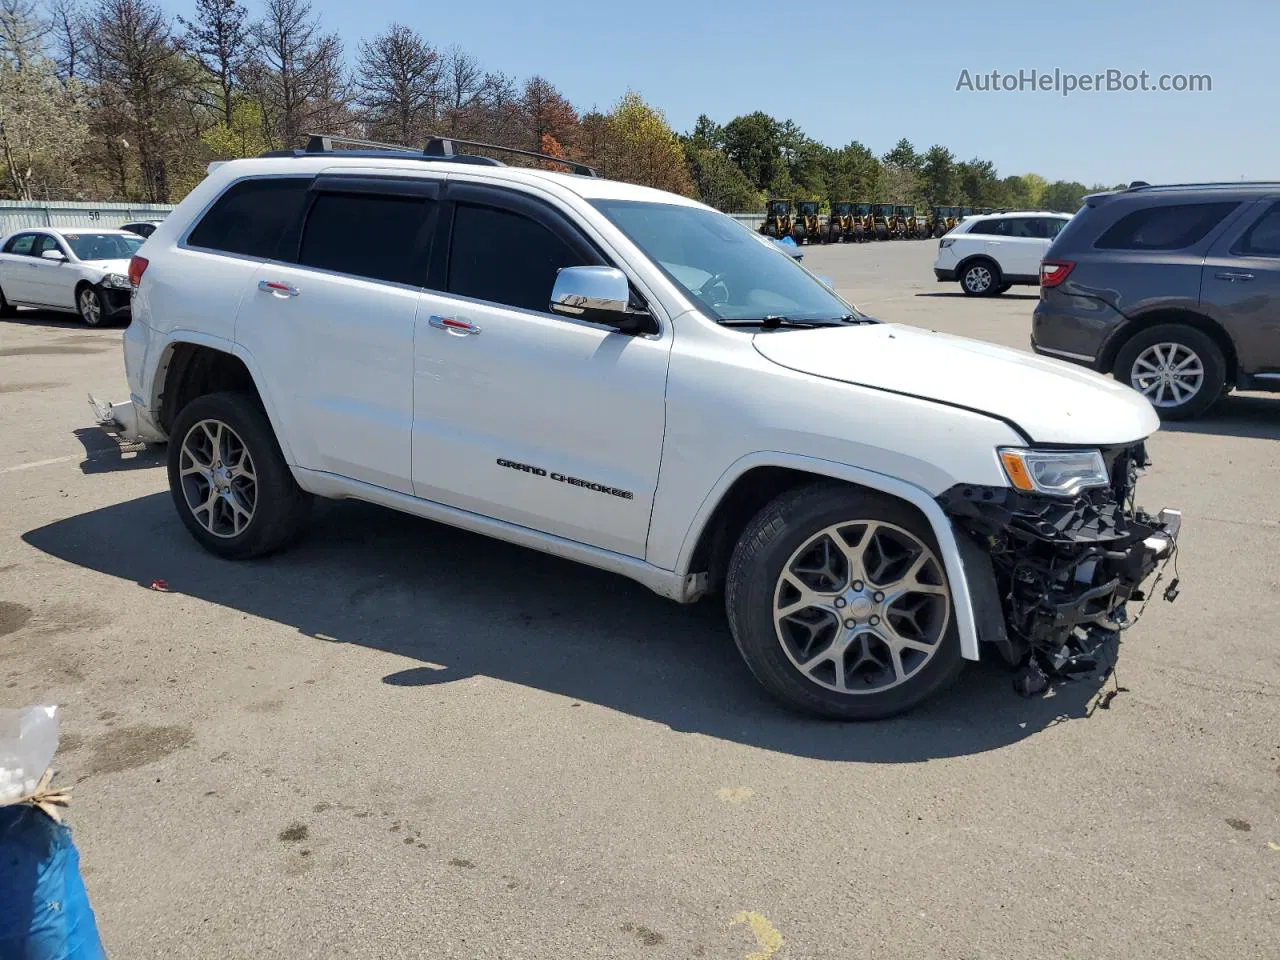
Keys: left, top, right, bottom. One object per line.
{"left": 63, "top": 232, "right": 143, "bottom": 261}
{"left": 590, "top": 199, "right": 862, "bottom": 325}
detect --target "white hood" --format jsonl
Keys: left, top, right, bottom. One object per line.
{"left": 79, "top": 258, "right": 132, "bottom": 276}
{"left": 753, "top": 322, "right": 1160, "bottom": 445}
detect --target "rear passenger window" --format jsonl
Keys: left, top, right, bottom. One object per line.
{"left": 1005, "top": 218, "right": 1043, "bottom": 238}
{"left": 298, "top": 192, "right": 432, "bottom": 286}
{"left": 447, "top": 204, "right": 587, "bottom": 313}
{"left": 1041, "top": 218, "right": 1068, "bottom": 238}
{"left": 1233, "top": 203, "right": 1280, "bottom": 257}
{"left": 1093, "top": 202, "right": 1238, "bottom": 251}
{"left": 966, "top": 219, "right": 1007, "bottom": 236}
{"left": 4, "top": 234, "right": 34, "bottom": 255}
{"left": 186, "top": 177, "right": 311, "bottom": 259}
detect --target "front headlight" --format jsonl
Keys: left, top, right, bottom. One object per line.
{"left": 998, "top": 447, "right": 1110, "bottom": 497}
{"left": 102, "top": 273, "right": 132, "bottom": 290}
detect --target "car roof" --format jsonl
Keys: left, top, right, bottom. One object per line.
{"left": 967, "top": 210, "right": 1071, "bottom": 219}
{"left": 202, "top": 154, "right": 709, "bottom": 209}
{"left": 46, "top": 227, "right": 137, "bottom": 236}
{"left": 1084, "top": 181, "right": 1280, "bottom": 204}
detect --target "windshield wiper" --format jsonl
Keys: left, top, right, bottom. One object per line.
{"left": 718, "top": 314, "right": 870, "bottom": 330}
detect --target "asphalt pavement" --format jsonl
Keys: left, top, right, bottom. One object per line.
{"left": 1, "top": 239, "right": 1276, "bottom": 959}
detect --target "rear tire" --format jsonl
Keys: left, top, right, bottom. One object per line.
{"left": 0, "top": 287, "right": 15, "bottom": 318}
{"left": 167, "top": 391, "right": 313, "bottom": 560}
{"left": 724, "top": 481, "right": 964, "bottom": 720}
{"left": 1113, "top": 323, "right": 1225, "bottom": 421}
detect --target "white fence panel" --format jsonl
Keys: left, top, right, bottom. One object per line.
{"left": 0, "top": 201, "right": 176, "bottom": 235}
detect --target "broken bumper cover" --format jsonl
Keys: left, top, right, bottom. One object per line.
{"left": 940, "top": 473, "right": 1181, "bottom": 687}
{"left": 87, "top": 394, "right": 166, "bottom": 445}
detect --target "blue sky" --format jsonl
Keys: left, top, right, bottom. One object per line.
{"left": 172, "top": 0, "right": 1273, "bottom": 186}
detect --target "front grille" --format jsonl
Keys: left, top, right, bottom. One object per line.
{"left": 1099, "top": 441, "right": 1148, "bottom": 507}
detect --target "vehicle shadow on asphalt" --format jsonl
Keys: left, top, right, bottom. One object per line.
{"left": 0, "top": 310, "right": 101, "bottom": 330}
{"left": 1160, "top": 394, "right": 1280, "bottom": 440}
{"left": 71, "top": 428, "right": 165, "bottom": 474}
{"left": 913, "top": 292, "right": 1041, "bottom": 300}
{"left": 22, "top": 494, "right": 1115, "bottom": 764}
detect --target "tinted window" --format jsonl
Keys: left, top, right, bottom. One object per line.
{"left": 1005, "top": 218, "right": 1044, "bottom": 238}
{"left": 187, "top": 177, "right": 311, "bottom": 259}
{"left": 448, "top": 203, "right": 587, "bottom": 313}
{"left": 1234, "top": 203, "right": 1280, "bottom": 257}
{"left": 1094, "top": 202, "right": 1238, "bottom": 251}
{"left": 298, "top": 192, "right": 432, "bottom": 286}
{"left": 966, "top": 219, "right": 1007, "bottom": 236}
{"left": 1041, "top": 217, "right": 1068, "bottom": 238}
{"left": 4, "top": 234, "right": 34, "bottom": 255}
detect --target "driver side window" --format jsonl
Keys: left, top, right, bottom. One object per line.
{"left": 447, "top": 203, "right": 590, "bottom": 314}
{"left": 32, "top": 235, "right": 62, "bottom": 257}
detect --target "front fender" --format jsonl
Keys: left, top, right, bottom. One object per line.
{"left": 673, "top": 451, "right": 995, "bottom": 661}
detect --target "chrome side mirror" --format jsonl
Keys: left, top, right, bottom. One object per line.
{"left": 550, "top": 265, "right": 651, "bottom": 333}
{"left": 40, "top": 249, "right": 67, "bottom": 262}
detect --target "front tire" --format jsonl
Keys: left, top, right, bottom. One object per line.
{"left": 724, "top": 482, "right": 963, "bottom": 720}
{"left": 167, "top": 391, "right": 312, "bottom": 560}
{"left": 959, "top": 259, "right": 999, "bottom": 296}
{"left": 77, "top": 285, "right": 105, "bottom": 326}
{"left": 1113, "top": 323, "right": 1225, "bottom": 421}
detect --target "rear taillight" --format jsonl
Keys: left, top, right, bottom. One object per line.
{"left": 1040, "top": 259, "right": 1074, "bottom": 287}
{"left": 128, "top": 255, "right": 149, "bottom": 287}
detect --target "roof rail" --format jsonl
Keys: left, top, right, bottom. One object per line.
{"left": 423, "top": 135, "right": 599, "bottom": 177}
{"left": 305, "top": 134, "right": 418, "bottom": 154}
{"left": 1122, "top": 180, "right": 1280, "bottom": 193}
{"left": 260, "top": 133, "right": 600, "bottom": 178}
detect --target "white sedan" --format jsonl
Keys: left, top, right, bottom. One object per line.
{"left": 0, "top": 227, "right": 144, "bottom": 325}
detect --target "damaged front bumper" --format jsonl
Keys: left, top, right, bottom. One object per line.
{"left": 940, "top": 442, "right": 1181, "bottom": 694}
{"left": 87, "top": 394, "right": 167, "bottom": 445}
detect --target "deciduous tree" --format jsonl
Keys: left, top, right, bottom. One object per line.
{"left": 0, "top": 47, "right": 86, "bottom": 198}
{"left": 520, "top": 75, "right": 577, "bottom": 154}
{"left": 244, "top": 0, "right": 346, "bottom": 148}
{"left": 83, "top": 0, "right": 191, "bottom": 201}
{"left": 602, "top": 90, "right": 689, "bottom": 195}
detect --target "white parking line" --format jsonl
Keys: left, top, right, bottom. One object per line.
{"left": 0, "top": 455, "right": 77, "bottom": 475}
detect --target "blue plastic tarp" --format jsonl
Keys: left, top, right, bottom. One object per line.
{"left": 0, "top": 807, "right": 105, "bottom": 959}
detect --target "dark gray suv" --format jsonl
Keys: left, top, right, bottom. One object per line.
{"left": 1031, "top": 182, "right": 1280, "bottom": 419}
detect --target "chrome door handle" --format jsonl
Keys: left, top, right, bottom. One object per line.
{"left": 258, "top": 279, "right": 299, "bottom": 297}
{"left": 429, "top": 315, "right": 481, "bottom": 335}
{"left": 1214, "top": 271, "right": 1254, "bottom": 281}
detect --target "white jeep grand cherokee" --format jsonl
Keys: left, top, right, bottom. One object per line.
{"left": 94, "top": 137, "right": 1181, "bottom": 719}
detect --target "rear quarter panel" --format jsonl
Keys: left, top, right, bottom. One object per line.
{"left": 1046, "top": 196, "right": 1258, "bottom": 363}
